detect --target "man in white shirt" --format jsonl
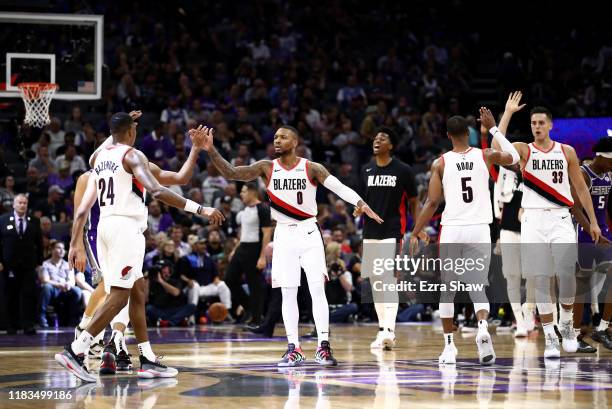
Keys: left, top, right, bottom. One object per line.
{"left": 39, "top": 241, "right": 82, "bottom": 327}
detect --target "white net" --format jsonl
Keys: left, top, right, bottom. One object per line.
{"left": 18, "top": 83, "right": 58, "bottom": 128}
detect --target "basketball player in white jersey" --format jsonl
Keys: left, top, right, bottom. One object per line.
{"left": 71, "top": 117, "right": 208, "bottom": 374}
{"left": 56, "top": 112, "right": 224, "bottom": 382}
{"left": 410, "top": 109, "right": 520, "bottom": 365}
{"left": 492, "top": 102, "right": 600, "bottom": 358}
{"left": 191, "top": 124, "right": 383, "bottom": 367}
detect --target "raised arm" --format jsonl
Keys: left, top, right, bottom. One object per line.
{"left": 566, "top": 145, "right": 601, "bottom": 243}
{"left": 498, "top": 91, "right": 526, "bottom": 135}
{"left": 479, "top": 107, "right": 520, "bottom": 167}
{"left": 307, "top": 161, "right": 383, "bottom": 224}
{"left": 409, "top": 158, "right": 444, "bottom": 254}
{"left": 191, "top": 127, "right": 271, "bottom": 182}
{"left": 124, "top": 148, "right": 225, "bottom": 224}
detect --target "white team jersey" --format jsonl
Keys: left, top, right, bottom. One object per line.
{"left": 93, "top": 144, "right": 148, "bottom": 230}
{"left": 441, "top": 147, "right": 492, "bottom": 226}
{"left": 266, "top": 157, "right": 317, "bottom": 224}
{"left": 521, "top": 142, "right": 574, "bottom": 209}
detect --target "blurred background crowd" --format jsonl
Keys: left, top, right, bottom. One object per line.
{"left": 0, "top": 0, "right": 610, "bottom": 333}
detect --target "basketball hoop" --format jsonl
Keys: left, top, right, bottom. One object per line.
{"left": 17, "top": 82, "right": 58, "bottom": 128}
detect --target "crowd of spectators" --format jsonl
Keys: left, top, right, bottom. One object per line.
{"left": 0, "top": 0, "right": 610, "bottom": 332}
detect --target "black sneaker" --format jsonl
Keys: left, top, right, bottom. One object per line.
{"left": 138, "top": 355, "right": 178, "bottom": 378}
{"left": 576, "top": 338, "right": 597, "bottom": 353}
{"left": 99, "top": 343, "right": 117, "bottom": 375}
{"left": 592, "top": 330, "right": 612, "bottom": 350}
{"left": 116, "top": 349, "right": 133, "bottom": 372}
{"left": 277, "top": 343, "right": 305, "bottom": 367}
{"left": 55, "top": 345, "right": 97, "bottom": 383}
{"left": 314, "top": 341, "right": 338, "bottom": 366}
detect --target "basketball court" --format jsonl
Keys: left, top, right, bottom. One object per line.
{"left": 0, "top": 324, "right": 610, "bottom": 408}
{"left": 0, "top": 8, "right": 611, "bottom": 409}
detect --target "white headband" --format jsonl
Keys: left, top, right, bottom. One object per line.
{"left": 596, "top": 152, "right": 612, "bottom": 158}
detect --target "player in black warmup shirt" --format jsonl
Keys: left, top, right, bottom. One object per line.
{"left": 356, "top": 127, "right": 420, "bottom": 349}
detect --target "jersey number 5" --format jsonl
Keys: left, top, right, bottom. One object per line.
{"left": 461, "top": 177, "right": 473, "bottom": 203}
{"left": 98, "top": 177, "right": 115, "bottom": 207}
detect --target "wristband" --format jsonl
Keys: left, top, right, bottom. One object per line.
{"left": 184, "top": 199, "right": 202, "bottom": 214}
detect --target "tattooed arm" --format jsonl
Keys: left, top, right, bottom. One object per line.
{"left": 190, "top": 127, "right": 272, "bottom": 182}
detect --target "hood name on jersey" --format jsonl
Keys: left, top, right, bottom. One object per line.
{"left": 273, "top": 178, "right": 307, "bottom": 190}
{"left": 456, "top": 161, "right": 473, "bottom": 171}
{"left": 94, "top": 161, "right": 119, "bottom": 175}
{"left": 368, "top": 175, "right": 397, "bottom": 187}
{"left": 532, "top": 159, "right": 564, "bottom": 170}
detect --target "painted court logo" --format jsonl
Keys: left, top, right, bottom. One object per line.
{"left": 120, "top": 266, "right": 133, "bottom": 280}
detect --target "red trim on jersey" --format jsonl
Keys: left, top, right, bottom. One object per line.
{"left": 399, "top": 191, "right": 407, "bottom": 235}
{"left": 523, "top": 147, "right": 531, "bottom": 172}
{"left": 480, "top": 137, "right": 499, "bottom": 181}
{"left": 305, "top": 160, "right": 317, "bottom": 186}
{"left": 266, "top": 189, "right": 314, "bottom": 218}
{"left": 265, "top": 161, "right": 274, "bottom": 188}
{"left": 276, "top": 157, "right": 301, "bottom": 171}
{"left": 132, "top": 177, "right": 144, "bottom": 193}
{"left": 532, "top": 141, "right": 555, "bottom": 153}
{"left": 522, "top": 169, "right": 574, "bottom": 207}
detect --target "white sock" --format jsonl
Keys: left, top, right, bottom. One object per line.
{"left": 559, "top": 307, "right": 573, "bottom": 323}
{"left": 510, "top": 303, "right": 525, "bottom": 328}
{"left": 281, "top": 287, "right": 300, "bottom": 347}
{"left": 79, "top": 315, "right": 92, "bottom": 329}
{"left": 111, "top": 329, "right": 123, "bottom": 351}
{"left": 121, "top": 337, "right": 128, "bottom": 353}
{"left": 542, "top": 322, "right": 556, "bottom": 337}
{"left": 374, "top": 302, "right": 386, "bottom": 330}
{"left": 138, "top": 341, "right": 156, "bottom": 361}
{"left": 443, "top": 333, "right": 454, "bottom": 346}
{"left": 597, "top": 320, "right": 610, "bottom": 332}
{"left": 574, "top": 328, "right": 581, "bottom": 337}
{"left": 552, "top": 304, "right": 558, "bottom": 326}
{"left": 308, "top": 281, "right": 330, "bottom": 346}
{"left": 478, "top": 319, "right": 488, "bottom": 332}
{"left": 384, "top": 303, "right": 399, "bottom": 333}
{"left": 71, "top": 331, "right": 94, "bottom": 355}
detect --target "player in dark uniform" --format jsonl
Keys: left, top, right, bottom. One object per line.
{"left": 572, "top": 137, "right": 612, "bottom": 351}
{"left": 356, "top": 127, "right": 420, "bottom": 349}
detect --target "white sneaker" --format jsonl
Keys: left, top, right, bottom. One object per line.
{"left": 370, "top": 330, "right": 385, "bottom": 349}
{"left": 522, "top": 305, "right": 536, "bottom": 332}
{"left": 544, "top": 332, "right": 561, "bottom": 358}
{"left": 514, "top": 323, "right": 528, "bottom": 338}
{"left": 558, "top": 319, "right": 578, "bottom": 353}
{"left": 476, "top": 330, "right": 496, "bottom": 365}
{"left": 438, "top": 343, "right": 458, "bottom": 364}
{"left": 381, "top": 330, "right": 396, "bottom": 350}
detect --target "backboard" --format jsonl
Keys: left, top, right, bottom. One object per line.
{"left": 0, "top": 12, "right": 103, "bottom": 100}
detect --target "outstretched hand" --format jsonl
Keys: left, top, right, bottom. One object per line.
{"left": 356, "top": 203, "right": 383, "bottom": 224}
{"left": 188, "top": 125, "right": 214, "bottom": 151}
{"left": 128, "top": 110, "right": 143, "bottom": 120}
{"left": 504, "top": 91, "right": 526, "bottom": 114}
{"left": 199, "top": 206, "right": 225, "bottom": 226}
{"left": 478, "top": 107, "right": 496, "bottom": 130}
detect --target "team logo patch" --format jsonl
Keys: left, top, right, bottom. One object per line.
{"left": 120, "top": 266, "right": 133, "bottom": 280}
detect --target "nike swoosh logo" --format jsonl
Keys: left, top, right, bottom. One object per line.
{"left": 366, "top": 168, "right": 372, "bottom": 172}
{"left": 274, "top": 169, "right": 281, "bottom": 172}
{"left": 562, "top": 215, "right": 569, "bottom": 219}
{"left": 308, "top": 230, "right": 315, "bottom": 234}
